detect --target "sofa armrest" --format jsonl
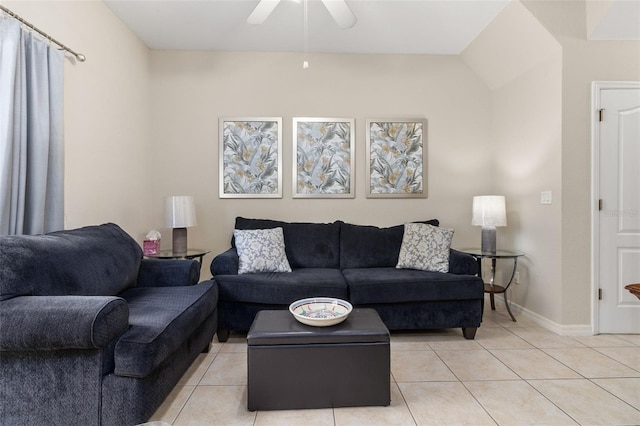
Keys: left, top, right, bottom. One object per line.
{"left": 210, "top": 248, "right": 239, "bottom": 276}
{"left": 0, "top": 295, "right": 129, "bottom": 351}
{"left": 448, "top": 249, "right": 479, "bottom": 276}
{"left": 137, "top": 258, "right": 200, "bottom": 287}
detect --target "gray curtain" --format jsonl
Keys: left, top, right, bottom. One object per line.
{"left": 0, "top": 16, "right": 64, "bottom": 236}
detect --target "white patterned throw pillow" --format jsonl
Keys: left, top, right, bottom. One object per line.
{"left": 234, "top": 227, "right": 292, "bottom": 274}
{"left": 396, "top": 223, "right": 454, "bottom": 273}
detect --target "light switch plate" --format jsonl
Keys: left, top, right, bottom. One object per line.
{"left": 541, "top": 191, "right": 552, "bottom": 204}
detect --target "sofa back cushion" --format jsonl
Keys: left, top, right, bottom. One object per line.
{"left": 339, "top": 220, "right": 439, "bottom": 269}
{"left": 234, "top": 217, "right": 341, "bottom": 269}
{"left": 0, "top": 223, "right": 142, "bottom": 300}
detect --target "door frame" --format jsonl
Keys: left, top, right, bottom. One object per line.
{"left": 591, "top": 81, "right": 640, "bottom": 334}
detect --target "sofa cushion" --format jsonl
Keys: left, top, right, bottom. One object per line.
{"left": 234, "top": 228, "right": 292, "bottom": 274}
{"left": 344, "top": 267, "right": 483, "bottom": 305}
{"left": 114, "top": 281, "right": 218, "bottom": 378}
{"left": 396, "top": 223, "right": 454, "bottom": 273}
{"left": 0, "top": 223, "right": 141, "bottom": 300}
{"left": 234, "top": 217, "right": 340, "bottom": 269}
{"left": 339, "top": 219, "right": 439, "bottom": 269}
{"left": 215, "top": 268, "right": 348, "bottom": 305}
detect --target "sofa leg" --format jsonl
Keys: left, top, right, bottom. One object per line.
{"left": 462, "top": 327, "right": 477, "bottom": 340}
{"left": 202, "top": 342, "right": 211, "bottom": 353}
{"left": 217, "top": 329, "right": 230, "bottom": 343}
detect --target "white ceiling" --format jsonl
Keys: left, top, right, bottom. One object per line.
{"left": 588, "top": 0, "right": 640, "bottom": 40}
{"left": 103, "top": 0, "right": 512, "bottom": 55}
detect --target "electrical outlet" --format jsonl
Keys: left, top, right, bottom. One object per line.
{"left": 514, "top": 272, "right": 520, "bottom": 284}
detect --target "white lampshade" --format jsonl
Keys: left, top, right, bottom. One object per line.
{"left": 472, "top": 195, "right": 507, "bottom": 227}
{"left": 164, "top": 195, "right": 197, "bottom": 228}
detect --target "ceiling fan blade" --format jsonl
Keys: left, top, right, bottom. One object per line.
{"left": 321, "top": 0, "right": 357, "bottom": 29}
{"left": 247, "top": 0, "right": 281, "bottom": 25}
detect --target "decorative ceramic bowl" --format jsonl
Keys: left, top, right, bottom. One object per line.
{"left": 289, "top": 298, "right": 353, "bottom": 327}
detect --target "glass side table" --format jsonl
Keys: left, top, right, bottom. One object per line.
{"left": 145, "top": 249, "right": 210, "bottom": 263}
{"left": 457, "top": 248, "right": 525, "bottom": 322}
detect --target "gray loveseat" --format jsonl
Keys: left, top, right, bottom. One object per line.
{"left": 211, "top": 217, "right": 483, "bottom": 341}
{"left": 0, "top": 223, "right": 219, "bottom": 426}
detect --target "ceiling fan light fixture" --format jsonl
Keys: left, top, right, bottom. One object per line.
{"left": 247, "top": 0, "right": 281, "bottom": 25}
{"left": 321, "top": 0, "right": 357, "bottom": 29}
{"left": 248, "top": 0, "right": 357, "bottom": 29}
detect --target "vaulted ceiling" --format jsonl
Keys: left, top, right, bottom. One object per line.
{"left": 104, "top": 0, "right": 510, "bottom": 55}
{"left": 104, "top": 0, "right": 639, "bottom": 55}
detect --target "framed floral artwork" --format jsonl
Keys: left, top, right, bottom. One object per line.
{"left": 365, "top": 118, "right": 428, "bottom": 198}
{"left": 293, "top": 117, "right": 355, "bottom": 198}
{"left": 219, "top": 117, "right": 283, "bottom": 198}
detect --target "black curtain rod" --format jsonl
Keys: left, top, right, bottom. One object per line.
{"left": 0, "top": 4, "right": 86, "bottom": 62}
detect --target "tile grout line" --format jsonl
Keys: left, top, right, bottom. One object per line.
{"left": 458, "top": 381, "right": 499, "bottom": 426}
{"left": 172, "top": 340, "right": 225, "bottom": 425}
{"left": 168, "top": 385, "right": 197, "bottom": 425}
{"left": 392, "top": 372, "right": 419, "bottom": 426}
{"left": 539, "top": 346, "right": 640, "bottom": 380}
{"left": 524, "top": 378, "right": 583, "bottom": 426}
{"left": 586, "top": 377, "right": 640, "bottom": 414}
{"left": 162, "top": 345, "right": 221, "bottom": 425}
{"left": 431, "top": 322, "right": 507, "bottom": 425}
{"left": 452, "top": 318, "right": 569, "bottom": 425}
{"left": 590, "top": 346, "right": 640, "bottom": 374}
{"left": 535, "top": 347, "right": 585, "bottom": 378}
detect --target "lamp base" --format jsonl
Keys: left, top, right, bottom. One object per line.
{"left": 481, "top": 226, "right": 497, "bottom": 254}
{"left": 172, "top": 227, "right": 188, "bottom": 254}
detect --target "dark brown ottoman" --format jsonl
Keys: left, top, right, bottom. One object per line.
{"left": 247, "top": 308, "right": 390, "bottom": 411}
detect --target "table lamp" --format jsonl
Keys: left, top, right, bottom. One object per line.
{"left": 472, "top": 195, "right": 506, "bottom": 254}
{"left": 164, "top": 195, "right": 197, "bottom": 254}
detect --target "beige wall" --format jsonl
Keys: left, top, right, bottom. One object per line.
{"left": 149, "top": 51, "right": 494, "bottom": 266}
{"left": 462, "top": 1, "right": 564, "bottom": 325}
{"left": 491, "top": 53, "right": 563, "bottom": 323}
{"left": 521, "top": 0, "right": 640, "bottom": 327}
{"left": 4, "top": 1, "right": 152, "bottom": 240}
{"left": 464, "top": 0, "right": 640, "bottom": 328}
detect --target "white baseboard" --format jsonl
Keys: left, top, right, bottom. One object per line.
{"left": 518, "top": 305, "right": 592, "bottom": 335}
{"left": 486, "top": 295, "right": 593, "bottom": 336}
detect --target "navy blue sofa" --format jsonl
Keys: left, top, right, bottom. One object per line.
{"left": 0, "top": 223, "right": 218, "bottom": 426}
{"left": 211, "top": 217, "right": 483, "bottom": 341}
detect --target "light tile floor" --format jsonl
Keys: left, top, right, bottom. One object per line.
{"left": 148, "top": 306, "right": 640, "bottom": 426}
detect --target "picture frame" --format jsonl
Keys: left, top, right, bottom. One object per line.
{"left": 365, "top": 118, "right": 428, "bottom": 198}
{"left": 293, "top": 117, "right": 355, "bottom": 198}
{"left": 219, "top": 117, "right": 283, "bottom": 198}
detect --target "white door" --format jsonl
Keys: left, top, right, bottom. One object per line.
{"left": 593, "top": 82, "right": 640, "bottom": 334}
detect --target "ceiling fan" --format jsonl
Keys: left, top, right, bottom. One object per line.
{"left": 247, "top": 0, "right": 357, "bottom": 29}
